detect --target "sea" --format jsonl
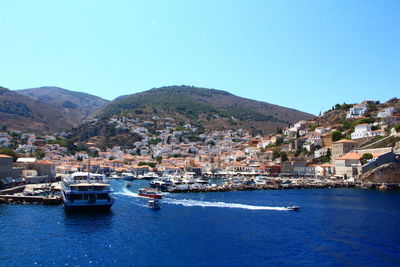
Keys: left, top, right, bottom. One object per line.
{"left": 1, "top": 180, "right": 400, "bottom": 267}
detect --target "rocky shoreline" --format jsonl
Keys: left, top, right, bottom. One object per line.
{"left": 166, "top": 181, "right": 400, "bottom": 193}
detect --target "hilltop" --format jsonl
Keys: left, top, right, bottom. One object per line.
{"left": 315, "top": 98, "right": 400, "bottom": 127}
{"left": 17, "top": 86, "right": 109, "bottom": 124}
{"left": 101, "top": 85, "right": 315, "bottom": 133}
{"left": 0, "top": 87, "right": 76, "bottom": 132}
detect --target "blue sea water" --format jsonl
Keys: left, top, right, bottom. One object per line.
{"left": 1, "top": 180, "right": 400, "bottom": 267}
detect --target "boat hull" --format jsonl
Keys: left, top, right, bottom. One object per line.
{"left": 64, "top": 203, "right": 113, "bottom": 211}
{"left": 138, "top": 193, "right": 163, "bottom": 199}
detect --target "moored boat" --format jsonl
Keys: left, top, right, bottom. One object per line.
{"left": 61, "top": 172, "right": 115, "bottom": 210}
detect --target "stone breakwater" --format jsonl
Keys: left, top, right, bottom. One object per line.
{"left": 0, "top": 195, "right": 62, "bottom": 205}
{"left": 166, "top": 181, "right": 400, "bottom": 193}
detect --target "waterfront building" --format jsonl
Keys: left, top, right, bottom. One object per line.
{"left": 332, "top": 139, "right": 358, "bottom": 160}
{"left": 0, "top": 154, "right": 23, "bottom": 189}
{"left": 333, "top": 152, "right": 361, "bottom": 178}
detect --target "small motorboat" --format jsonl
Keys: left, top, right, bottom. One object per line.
{"left": 285, "top": 205, "right": 301, "bottom": 211}
{"left": 125, "top": 182, "right": 132, "bottom": 188}
{"left": 148, "top": 199, "right": 161, "bottom": 210}
{"left": 138, "top": 188, "right": 164, "bottom": 199}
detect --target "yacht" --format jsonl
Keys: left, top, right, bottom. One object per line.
{"left": 61, "top": 172, "right": 115, "bottom": 210}
{"left": 143, "top": 172, "right": 159, "bottom": 180}
{"left": 121, "top": 173, "right": 135, "bottom": 180}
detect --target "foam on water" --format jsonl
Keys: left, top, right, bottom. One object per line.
{"left": 163, "top": 198, "right": 287, "bottom": 211}
{"left": 117, "top": 189, "right": 288, "bottom": 211}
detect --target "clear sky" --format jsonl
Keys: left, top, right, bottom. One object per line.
{"left": 1, "top": 0, "right": 399, "bottom": 115}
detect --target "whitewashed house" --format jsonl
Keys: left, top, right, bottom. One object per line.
{"left": 377, "top": 107, "right": 396, "bottom": 118}
{"left": 346, "top": 104, "right": 368, "bottom": 119}
{"left": 351, "top": 124, "right": 386, "bottom": 139}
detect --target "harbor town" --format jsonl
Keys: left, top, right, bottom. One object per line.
{"left": 1, "top": 100, "right": 400, "bottom": 205}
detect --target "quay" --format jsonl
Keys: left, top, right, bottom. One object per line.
{"left": 0, "top": 195, "right": 62, "bottom": 205}
{"left": 164, "top": 180, "right": 400, "bottom": 193}
{"left": 166, "top": 181, "right": 357, "bottom": 193}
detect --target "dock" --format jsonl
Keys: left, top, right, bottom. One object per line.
{"left": 0, "top": 195, "right": 62, "bottom": 205}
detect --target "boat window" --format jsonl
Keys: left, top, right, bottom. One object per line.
{"left": 71, "top": 194, "right": 82, "bottom": 200}
{"left": 79, "top": 186, "right": 89, "bottom": 191}
{"left": 97, "top": 194, "right": 109, "bottom": 199}
{"left": 93, "top": 186, "right": 104, "bottom": 191}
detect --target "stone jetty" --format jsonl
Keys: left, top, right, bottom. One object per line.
{"left": 0, "top": 195, "right": 62, "bottom": 205}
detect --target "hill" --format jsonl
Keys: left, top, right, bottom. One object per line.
{"left": 315, "top": 98, "right": 400, "bottom": 127}
{"left": 16, "top": 86, "right": 109, "bottom": 124}
{"left": 0, "top": 86, "right": 76, "bottom": 132}
{"left": 101, "top": 85, "right": 315, "bottom": 133}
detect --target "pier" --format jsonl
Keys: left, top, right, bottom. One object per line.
{"left": 0, "top": 195, "right": 62, "bottom": 205}
{"left": 165, "top": 181, "right": 358, "bottom": 193}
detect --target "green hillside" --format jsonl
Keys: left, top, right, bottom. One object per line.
{"left": 102, "top": 85, "right": 315, "bottom": 133}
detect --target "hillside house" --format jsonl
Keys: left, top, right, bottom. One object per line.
{"left": 351, "top": 124, "right": 385, "bottom": 139}
{"left": 346, "top": 104, "right": 368, "bottom": 119}
{"left": 377, "top": 107, "right": 396, "bottom": 118}
{"left": 381, "top": 116, "right": 400, "bottom": 126}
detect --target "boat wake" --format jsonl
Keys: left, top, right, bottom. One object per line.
{"left": 117, "top": 189, "right": 290, "bottom": 211}
{"left": 116, "top": 189, "right": 140, "bottom": 198}
{"left": 163, "top": 198, "right": 288, "bottom": 211}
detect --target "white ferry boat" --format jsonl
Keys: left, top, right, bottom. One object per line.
{"left": 61, "top": 172, "right": 115, "bottom": 210}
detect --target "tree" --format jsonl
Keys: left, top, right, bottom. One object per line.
{"left": 33, "top": 149, "right": 45, "bottom": 159}
{"left": 360, "top": 153, "right": 373, "bottom": 165}
{"left": 109, "top": 156, "right": 115, "bottom": 160}
{"left": 0, "top": 148, "right": 19, "bottom": 162}
{"left": 326, "top": 148, "right": 331, "bottom": 159}
{"left": 332, "top": 130, "right": 343, "bottom": 142}
{"left": 272, "top": 150, "right": 281, "bottom": 159}
{"left": 280, "top": 151, "right": 288, "bottom": 162}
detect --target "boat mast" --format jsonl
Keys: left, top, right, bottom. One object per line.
{"left": 87, "top": 155, "right": 91, "bottom": 183}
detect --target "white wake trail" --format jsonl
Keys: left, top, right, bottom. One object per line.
{"left": 116, "top": 189, "right": 140, "bottom": 198}
{"left": 117, "top": 189, "right": 290, "bottom": 211}
{"left": 163, "top": 198, "right": 288, "bottom": 211}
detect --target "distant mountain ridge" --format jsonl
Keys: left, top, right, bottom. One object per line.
{"left": 1, "top": 85, "right": 315, "bottom": 133}
{"left": 101, "top": 85, "right": 315, "bottom": 133}
{"left": 16, "top": 86, "right": 109, "bottom": 124}
{"left": 0, "top": 86, "right": 76, "bottom": 132}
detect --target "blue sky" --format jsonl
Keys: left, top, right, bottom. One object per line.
{"left": 1, "top": 0, "right": 399, "bottom": 115}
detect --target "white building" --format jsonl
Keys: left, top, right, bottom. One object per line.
{"left": 351, "top": 124, "right": 386, "bottom": 139}
{"left": 346, "top": 104, "right": 368, "bottom": 119}
{"left": 377, "top": 107, "right": 396, "bottom": 118}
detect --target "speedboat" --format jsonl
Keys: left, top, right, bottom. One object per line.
{"left": 285, "top": 205, "right": 301, "bottom": 211}
{"left": 138, "top": 188, "right": 164, "bottom": 199}
{"left": 148, "top": 199, "right": 161, "bottom": 210}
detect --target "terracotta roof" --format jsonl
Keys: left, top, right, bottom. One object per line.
{"left": 0, "top": 154, "right": 12, "bottom": 158}
{"left": 334, "top": 139, "right": 357, "bottom": 143}
{"left": 336, "top": 152, "right": 361, "bottom": 160}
